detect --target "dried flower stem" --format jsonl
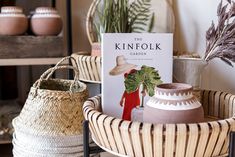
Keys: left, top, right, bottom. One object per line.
{"left": 204, "top": 0, "right": 235, "bottom": 67}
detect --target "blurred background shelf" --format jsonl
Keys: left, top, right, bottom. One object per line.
{"left": 0, "top": 58, "right": 66, "bottom": 66}
{"left": 0, "top": 36, "right": 64, "bottom": 59}
{"left": 0, "top": 134, "right": 12, "bottom": 144}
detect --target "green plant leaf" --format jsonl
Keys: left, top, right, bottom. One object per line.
{"left": 148, "top": 12, "right": 155, "bottom": 32}
{"left": 93, "top": 0, "right": 155, "bottom": 40}
{"left": 124, "top": 65, "right": 162, "bottom": 96}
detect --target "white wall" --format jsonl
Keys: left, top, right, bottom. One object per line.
{"left": 173, "top": 0, "right": 235, "bottom": 94}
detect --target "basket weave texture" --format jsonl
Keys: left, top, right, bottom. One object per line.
{"left": 13, "top": 60, "right": 88, "bottom": 135}
{"left": 83, "top": 90, "right": 235, "bottom": 157}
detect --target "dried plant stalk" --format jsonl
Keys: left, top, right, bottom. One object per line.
{"left": 205, "top": 0, "right": 235, "bottom": 67}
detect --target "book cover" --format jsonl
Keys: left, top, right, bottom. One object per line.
{"left": 102, "top": 33, "right": 173, "bottom": 120}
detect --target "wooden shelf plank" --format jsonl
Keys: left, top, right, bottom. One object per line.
{"left": 0, "top": 35, "right": 64, "bottom": 58}
{"left": 0, "top": 134, "right": 12, "bottom": 144}
{"left": 0, "top": 58, "right": 67, "bottom": 66}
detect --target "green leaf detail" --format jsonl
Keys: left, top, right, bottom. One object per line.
{"left": 124, "top": 65, "right": 162, "bottom": 96}
{"left": 94, "top": 0, "right": 154, "bottom": 41}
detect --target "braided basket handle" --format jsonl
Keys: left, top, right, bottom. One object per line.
{"left": 45, "top": 56, "right": 79, "bottom": 80}
{"left": 33, "top": 65, "right": 80, "bottom": 93}
{"left": 39, "top": 56, "right": 80, "bottom": 91}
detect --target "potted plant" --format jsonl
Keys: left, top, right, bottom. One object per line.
{"left": 173, "top": 53, "right": 207, "bottom": 90}
{"left": 88, "top": 0, "right": 155, "bottom": 56}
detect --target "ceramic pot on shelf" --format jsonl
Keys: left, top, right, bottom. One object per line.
{"left": 30, "top": 7, "right": 62, "bottom": 36}
{"left": 143, "top": 83, "right": 204, "bottom": 124}
{"left": 91, "top": 42, "right": 101, "bottom": 56}
{"left": 0, "top": 6, "right": 28, "bottom": 35}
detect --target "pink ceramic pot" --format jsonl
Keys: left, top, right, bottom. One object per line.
{"left": 91, "top": 42, "right": 101, "bottom": 56}
{"left": 31, "top": 7, "right": 62, "bottom": 36}
{"left": 143, "top": 83, "right": 204, "bottom": 124}
{"left": 0, "top": 6, "right": 28, "bottom": 35}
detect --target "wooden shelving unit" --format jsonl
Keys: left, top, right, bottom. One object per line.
{"left": 0, "top": 36, "right": 64, "bottom": 59}
{"left": 0, "top": 0, "right": 73, "bottom": 148}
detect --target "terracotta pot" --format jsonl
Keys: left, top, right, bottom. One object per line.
{"left": 0, "top": 6, "right": 28, "bottom": 35}
{"left": 91, "top": 42, "right": 101, "bottom": 56}
{"left": 31, "top": 7, "right": 62, "bottom": 36}
{"left": 143, "top": 83, "right": 204, "bottom": 124}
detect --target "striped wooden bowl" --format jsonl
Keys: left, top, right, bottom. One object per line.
{"left": 72, "top": 53, "right": 101, "bottom": 83}
{"left": 83, "top": 90, "right": 235, "bottom": 157}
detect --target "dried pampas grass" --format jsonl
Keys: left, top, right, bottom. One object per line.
{"left": 205, "top": 0, "right": 235, "bottom": 67}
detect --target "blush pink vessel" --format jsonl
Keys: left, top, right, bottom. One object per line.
{"left": 0, "top": 6, "right": 28, "bottom": 35}
{"left": 31, "top": 7, "right": 62, "bottom": 36}
{"left": 144, "top": 83, "right": 204, "bottom": 124}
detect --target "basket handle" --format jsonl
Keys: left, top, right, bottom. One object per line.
{"left": 45, "top": 56, "right": 79, "bottom": 80}
{"left": 34, "top": 65, "right": 80, "bottom": 93}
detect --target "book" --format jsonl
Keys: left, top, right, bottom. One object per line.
{"left": 102, "top": 33, "right": 173, "bottom": 120}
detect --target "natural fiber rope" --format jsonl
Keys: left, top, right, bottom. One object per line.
{"left": 33, "top": 65, "right": 80, "bottom": 98}
{"left": 46, "top": 56, "right": 79, "bottom": 79}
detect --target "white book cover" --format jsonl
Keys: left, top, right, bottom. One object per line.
{"left": 102, "top": 33, "right": 173, "bottom": 120}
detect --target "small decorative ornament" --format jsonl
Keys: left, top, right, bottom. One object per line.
{"left": 31, "top": 7, "right": 62, "bottom": 36}
{"left": 0, "top": 6, "right": 28, "bottom": 35}
{"left": 144, "top": 83, "right": 204, "bottom": 124}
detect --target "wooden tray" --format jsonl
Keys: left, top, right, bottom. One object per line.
{"left": 83, "top": 90, "right": 235, "bottom": 157}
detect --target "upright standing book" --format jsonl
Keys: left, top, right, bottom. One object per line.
{"left": 102, "top": 33, "right": 173, "bottom": 120}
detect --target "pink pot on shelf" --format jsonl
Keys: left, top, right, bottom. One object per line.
{"left": 91, "top": 42, "right": 101, "bottom": 56}
{"left": 0, "top": 6, "right": 28, "bottom": 35}
{"left": 30, "top": 7, "right": 62, "bottom": 36}
{"left": 143, "top": 83, "right": 204, "bottom": 124}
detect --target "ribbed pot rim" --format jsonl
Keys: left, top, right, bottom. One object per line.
{"left": 1, "top": 6, "right": 23, "bottom": 13}
{"left": 35, "top": 7, "right": 58, "bottom": 14}
{"left": 156, "top": 83, "right": 192, "bottom": 94}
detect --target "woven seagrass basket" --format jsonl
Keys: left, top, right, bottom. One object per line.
{"left": 13, "top": 56, "right": 89, "bottom": 136}
{"left": 83, "top": 90, "right": 235, "bottom": 157}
